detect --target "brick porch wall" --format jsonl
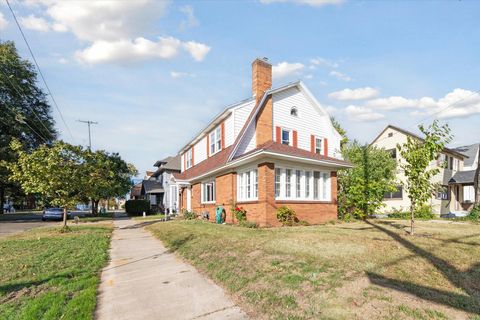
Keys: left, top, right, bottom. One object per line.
{"left": 185, "top": 166, "right": 338, "bottom": 227}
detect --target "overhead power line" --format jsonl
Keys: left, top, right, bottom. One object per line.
{"left": 5, "top": 0, "right": 75, "bottom": 142}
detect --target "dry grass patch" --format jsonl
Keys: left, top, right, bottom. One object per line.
{"left": 147, "top": 219, "right": 480, "bottom": 320}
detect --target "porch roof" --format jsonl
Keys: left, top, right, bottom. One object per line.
{"left": 449, "top": 170, "right": 476, "bottom": 185}
{"left": 142, "top": 180, "right": 164, "bottom": 194}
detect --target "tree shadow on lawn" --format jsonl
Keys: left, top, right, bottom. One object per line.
{"left": 365, "top": 220, "right": 480, "bottom": 314}
{"left": 168, "top": 234, "right": 195, "bottom": 253}
{"left": 120, "top": 220, "right": 162, "bottom": 230}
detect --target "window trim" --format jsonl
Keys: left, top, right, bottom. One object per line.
{"left": 237, "top": 169, "right": 258, "bottom": 202}
{"left": 209, "top": 125, "right": 222, "bottom": 156}
{"left": 384, "top": 186, "right": 403, "bottom": 200}
{"left": 201, "top": 180, "right": 216, "bottom": 204}
{"left": 314, "top": 136, "right": 323, "bottom": 154}
{"left": 185, "top": 149, "right": 193, "bottom": 169}
{"left": 281, "top": 128, "right": 291, "bottom": 146}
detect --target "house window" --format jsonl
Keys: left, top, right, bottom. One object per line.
{"left": 464, "top": 185, "right": 475, "bottom": 203}
{"left": 313, "top": 171, "right": 320, "bottom": 199}
{"left": 275, "top": 168, "right": 281, "bottom": 197}
{"left": 388, "top": 132, "right": 393, "bottom": 137}
{"left": 296, "top": 170, "right": 301, "bottom": 198}
{"left": 315, "top": 137, "right": 323, "bottom": 154}
{"left": 186, "top": 149, "right": 193, "bottom": 169}
{"left": 384, "top": 186, "right": 403, "bottom": 199}
{"left": 285, "top": 169, "right": 292, "bottom": 198}
{"left": 436, "top": 185, "right": 449, "bottom": 200}
{"left": 305, "top": 171, "right": 311, "bottom": 198}
{"left": 387, "top": 148, "right": 396, "bottom": 159}
{"left": 209, "top": 126, "right": 222, "bottom": 155}
{"left": 237, "top": 169, "right": 258, "bottom": 201}
{"left": 290, "top": 107, "right": 298, "bottom": 117}
{"left": 281, "top": 129, "right": 291, "bottom": 145}
{"left": 202, "top": 181, "right": 215, "bottom": 203}
{"left": 449, "top": 156, "right": 453, "bottom": 170}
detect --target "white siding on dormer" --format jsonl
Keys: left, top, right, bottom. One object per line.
{"left": 234, "top": 121, "right": 256, "bottom": 157}
{"left": 194, "top": 136, "right": 207, "bottom": 165}
{"left": 225, "top": 114, "right": 234, "bottom": 147}
{"left": 180, "top": 153, "right": 185, "bottom": 172}
{"left": 234, "top": 100, "right": 255, "bottom": 137}
{"left": 272, "top": 87, "right": 340, "bottom": 158}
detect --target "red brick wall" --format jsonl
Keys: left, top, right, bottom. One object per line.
{"left": 256, "top": 96, "right": 273, "bottom": 147}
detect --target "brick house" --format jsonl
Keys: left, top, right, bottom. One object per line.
{"left": 172, "top": 58, "right": 351, "bottom": 227}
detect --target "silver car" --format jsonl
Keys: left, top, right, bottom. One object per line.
{"left": 42, "top": 208, "right": 72, "bottom": 221}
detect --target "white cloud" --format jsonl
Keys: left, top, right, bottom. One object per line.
{"left": 310, "top": 57, "right": 338, "bottom": 69}
{"left": 179, "top": 5, "right": 198, "bottom": 30}
{"left": 76, "top": 37, "right": 184, "bottom": 64}
{"left": 410, "top": 89, "right": 480, "bottom": 119}
{"left": 260, "top": 0, "right": 344, "bottom": 7}
{"left": 58, "top": 57, "right": 68, "bottom": 64}
{"left": 272, "top": 61, "right": 304, "bottom": 79}
{"left": 19, "top": 14, "right": 50, "bottom": 32}
{"left": 183, "top": 41, "right": 211, "bottom": 62}
{"left": 171, "top": 71, "right": 196, "bottom": 79}
{"left": 0, "top": 12, "right": 8, "bottom": 30}
{"left": 329, "top": 70, "right": 353, "bottom": 82}
{"left": 305, "top": 74, "right": 314, "bottom": 79}
{"left": 328, "top": 87, "right": 379, "bottom": 101}
{"left": 345, "top": 105, "right": 385, "bottom": 122}
{"left": 21, "top": 0, "right": 211, "bottom": 64}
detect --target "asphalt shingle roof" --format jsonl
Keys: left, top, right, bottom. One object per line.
{"left": 449, "top": 170, "right": 477, "bottom": 184}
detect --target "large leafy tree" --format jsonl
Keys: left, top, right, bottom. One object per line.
{"left": 338, "top": 141, "right": 397, "bottom": 220}
{"left": 82, "top": 150, "right": 137, "bottom": 214}
{"left": 0, "top": 41, "right": 56, "bottom": 211}
{"left": 397, "top": 120, "right": 452, "bottom": 235}
{"left": 330, "top": 116, "right": 348, "bottom": 149}
{"left": 6, "top": 140, "right": 85, "bottom": 227}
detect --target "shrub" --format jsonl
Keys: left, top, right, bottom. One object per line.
{"left": 468, "top": 203, "right": 480, "bottom": 221}
{"left": 276, "top": 206, "right": 296, "bottom": 226}
{"left": 232, "top": 206, "right": 247, "bottom": 222}
{"left": 182, "top": 210, "right": 198, "bottom": 220}
{"left": 239, "top": 220, "right": 258, "bottom": 228}
{"left": 297, "top": 220, "right": 310, "bottom": 226}
{"left": 388, "top": 205, "right": 434, "bottom": 220}
{"left": 125, "top": 200, "right": 150, "bottom": 216}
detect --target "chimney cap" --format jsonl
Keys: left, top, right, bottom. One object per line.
{"left": 253, "top": 57, "right": 271, "bottom": 65}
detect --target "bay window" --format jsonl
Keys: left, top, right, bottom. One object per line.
{"left": 237, "top": 169, "right": 258, "bottom": 201}
{"left": 275, "top": 166, "right": 331, "bottom": 201}
{"left": 202, "top": 181, "right": 215, "bottom": 203}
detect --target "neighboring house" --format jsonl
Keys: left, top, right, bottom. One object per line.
{"left": 171, "top": 58, "right": 351, "bottom": 227}
{"left": 371, "top": 125, "right": 468, "bottom": 215}
{"left": 151, "top": 155, "right": 181, "bottom": 213}
{"left": 450, "top": 143, "right": 480, "bottom": 210}
{"left": 129, "top": 156, "right": 182, "bottom": 213}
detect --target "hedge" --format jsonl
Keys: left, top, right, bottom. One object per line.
{"left": 125, "top": 200, "right": 150, "bottom": 216}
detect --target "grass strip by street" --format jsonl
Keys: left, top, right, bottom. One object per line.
{"left": 131, "top": 213, "right": 165, "bottom": 221}
{"left": 0, "top": 224, "right": 112, "bottom": 320}
{"left": 148, "top": 219, "right": 480, "bottom": 320}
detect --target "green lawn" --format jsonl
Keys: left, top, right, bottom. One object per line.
{"left": 148, "top": 220, "right": 480, "bottom": 320}
{"left": 0, "top": 224, "right": 112, "bottom": 320}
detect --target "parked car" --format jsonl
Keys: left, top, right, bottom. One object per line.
{"left": 42, "top": 208, "right": 72, "bottom": 221}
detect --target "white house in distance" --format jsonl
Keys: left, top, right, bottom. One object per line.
{"left": 371, "top": 125, "right": 470, "bottom": 216}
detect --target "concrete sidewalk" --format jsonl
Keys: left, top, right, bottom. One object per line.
{"left": 95, "top": 218, "right": 248, "bottom": 320}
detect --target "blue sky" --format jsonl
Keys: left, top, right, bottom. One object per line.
{"left": 1, "top": 0, "right": 479, "bottom": 175}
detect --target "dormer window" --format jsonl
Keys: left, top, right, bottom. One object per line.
{"left": 290, "top": 107, "right": 298, "bottom": 117}
{"left": 209, "top": 125, "right": 222, "bottom": 155}
{"left": 186, "top": 148, "right": 193, "bottom": 169}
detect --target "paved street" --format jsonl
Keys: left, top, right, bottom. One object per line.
{"left": 95, "top": 218, "right": 248, "bottom": 320}
{"left": 0, "top": 220, "right": 56, "bottom": 238}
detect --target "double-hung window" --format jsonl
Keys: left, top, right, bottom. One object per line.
{"left": 295, "top": 170, "right": 301, "bottom": 198}
{"left": 315, "top": 137, "right": 323, "bottom": 154}
{"left": 202, "top": 181, "right": 215, "bottom": 203}
{"left": 275, "top": 168, "right": 281, "bottom": 197}
{"left": 237, "top": 169, "right": 258, "bottom": 201}
{"left": 185, "top": 149, "right": 193, "bottom": 169}
{"left": 281, "top": 129, "right": 291, "bottom": 145}
{"left": 209, "top": 126, "right": 222, "bottom": 155}
{"left": 305, "top": 171, "right": 311, "bottom": 198}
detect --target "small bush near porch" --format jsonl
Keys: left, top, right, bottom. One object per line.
{"left": 148, "top": 219, "right": 480, "bottom": 320}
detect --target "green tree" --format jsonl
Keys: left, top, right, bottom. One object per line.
{"left": 397, "top": 120, "right": 452, "bottom": 235}
{"left": 82, "top": 150, "right": 137, "bottom": 214}
{"left": 6, "top": 140, "right": 84, "bottom": 228}
{"left": 338, "top": 141, "right": 397, "bottom": 220}
{"left": 0, "top": 41, "right": 56, "bottom": 211}
{"left": 330, "top": 116, "right": 348, "bottom": 149}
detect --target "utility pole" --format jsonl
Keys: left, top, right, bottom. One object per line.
{"left": 77, "top": 120, "right": 98, "bottom": 150}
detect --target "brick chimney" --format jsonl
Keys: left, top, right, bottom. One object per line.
{"left": 253, "top": 58, "right": 273, "bottom": 146}
{"left": 252, "top": 58, "right": 272, "bottom": 104}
